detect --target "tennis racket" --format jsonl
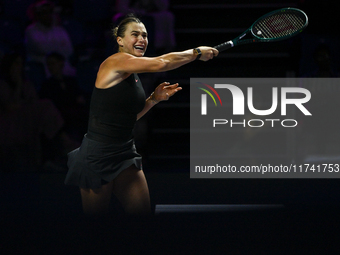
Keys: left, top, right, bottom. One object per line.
{"left": 214, "top": 7, "right": 308, "bottom": 52}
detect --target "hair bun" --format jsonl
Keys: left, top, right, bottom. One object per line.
{"left": 113, "top": 26, "right": 119, "bottom": 38}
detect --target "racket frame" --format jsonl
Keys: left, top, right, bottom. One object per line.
{"left": 214, "top": 7, "right": 308, "bottom": 51}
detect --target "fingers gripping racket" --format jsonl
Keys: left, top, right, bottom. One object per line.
{"left": 214, "top": 7, "right": 308, "bottom": 52}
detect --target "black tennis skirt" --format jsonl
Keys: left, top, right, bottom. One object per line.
{"left": 64, "top": 134, "right": 142, "bottom": 189}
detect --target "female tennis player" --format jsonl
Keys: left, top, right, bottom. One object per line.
{"left": 64, "top": 14, "right": 218, "bottom": 215}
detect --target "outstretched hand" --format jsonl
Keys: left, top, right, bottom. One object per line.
{"left": 151, "top": 82, "right": 182, "bottom": 103}
{"left": 198, "top": 46, "right": 219, "bottom": 61}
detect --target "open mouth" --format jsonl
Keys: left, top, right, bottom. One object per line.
{"left": 134, "top": 45, "right": 145, "bottom": 51}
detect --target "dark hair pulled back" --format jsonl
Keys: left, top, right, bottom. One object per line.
{"left": 112, "top": 14, "right": 142, "bottom": 39}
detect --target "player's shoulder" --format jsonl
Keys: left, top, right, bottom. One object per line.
{"left": 102, "top": 53, "right": 134, "bottom": 67}
{"left": 110, "top": 52, "right": 135, "bottom": 60}
{"left": 104, "top": 53, "right": 142, "bottom": 74}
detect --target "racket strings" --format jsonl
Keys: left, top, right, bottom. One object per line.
{"left": 254, "top": 12, "right": 305, "bottom": 39}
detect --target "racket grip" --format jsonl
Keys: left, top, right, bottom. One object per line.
{"left": 214, "top": 41, "right": 233, "bottom": 52}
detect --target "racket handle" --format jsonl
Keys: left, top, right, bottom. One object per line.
{"left": 214, "top": 41, "right": 234, "bottom": 52}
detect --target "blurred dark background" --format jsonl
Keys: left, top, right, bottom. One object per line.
{"left": 1, "top": 0, "right": 340, "bottom": 253}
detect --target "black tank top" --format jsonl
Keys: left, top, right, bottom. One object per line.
{"left": 87, "top": 73, "right": 145, "bottom": 143}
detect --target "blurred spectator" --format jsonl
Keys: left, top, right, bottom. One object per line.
{"left": 54, "top": 0, "right": 75, "bottom": 17}
{"left": 39, "top": 52, "right": 89, "bottom": 142}
{"left": 0, "top": 18, "right": 25, "bottom": 56}
{"left": 311, "top": 44, "right": 339, "bottom": 77}
{"left": 300, "top": 41, "right": 340, "bottom": 78}
{"left": 297, "top": 43, "right": 340, "bottom": 161}
{"left": 0, "top": 52, "right": 65, "bottom": 172}
{"left": 25, "top": 0, "right": 76, "bottom": 77}
{"left": 114, "top": 0, "right": 176, "bottom": 54}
